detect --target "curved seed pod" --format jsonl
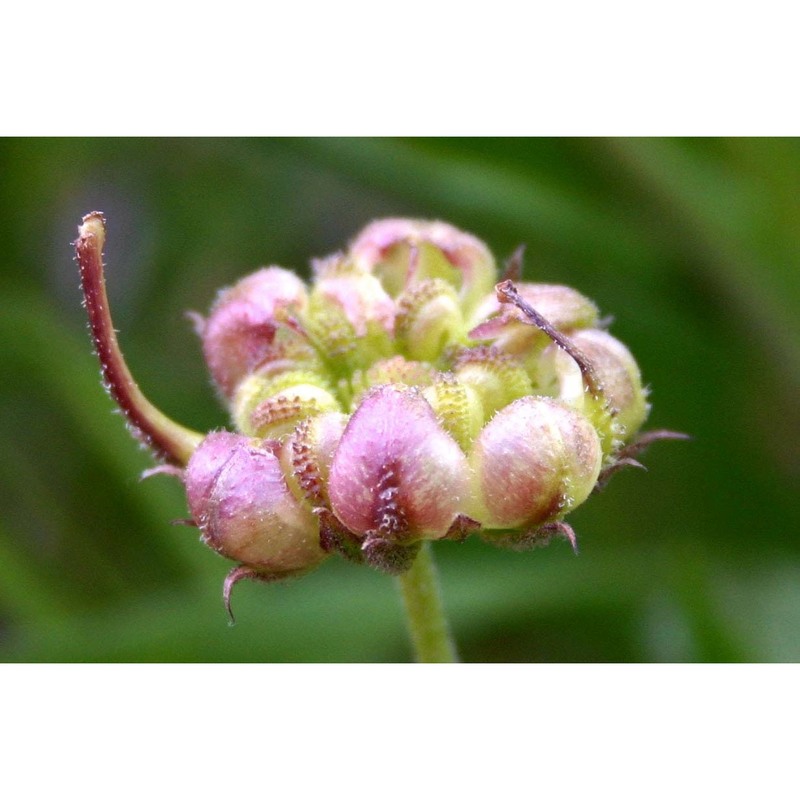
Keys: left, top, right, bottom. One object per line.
{"left": 349, "top": 218, "right": 497, "bottom": 313}
{"left": 198, "top": 267, "right": 312, "bottom": 398}
{"left": 185, "top": 432, "right": 327, "bottom": 575}
{"left": 328, "top": 385, "right": 469, "bottom": 545}
{"left": 466, "top": 396, "right": 602, "bottom": 531}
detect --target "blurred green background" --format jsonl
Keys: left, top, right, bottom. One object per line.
{"left": 0, "top": 137, "right": 797, "bottom": 662}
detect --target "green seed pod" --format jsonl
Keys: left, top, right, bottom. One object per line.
{"left": 395, "top": 278, "right": 466, "bottom": 363}
{"left": 348, "top": 356, "right": 438, "bottom": 410}
{"left": 452, "top": 346, "right": 533, "bottom": 420}
{"left": 422, "top": 374, "right": 484, "bottom": 452}
{"left": 232, "top": 370, "right": 341, "bottom": 439}
{"left": 303, "top": 262, "right": 396, "bottom": 373}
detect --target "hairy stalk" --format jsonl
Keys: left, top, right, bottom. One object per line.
{"left": 496, "top": 278, "right": 606, "bottom": 402}
{"left": 75, "top": 212, "right": 203, "bottom": 465}
{"left": 396, "top": 542, "right": 459, "bottom": 663}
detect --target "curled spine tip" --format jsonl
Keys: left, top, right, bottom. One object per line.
{"left": 614, "top": 428, "right": 691, "bottom": 461}
{"left": 492, "top": 519, "right": 579, "bottom": 553}
{"left": 223, "top": 566, "right": 260, "bottom": 624}
{"left": 185, "top": 310, "right": 206, "bottom": 337}
{"left": 634, "top": 429, "right": 692, "bottom": 445}
{"left": 75, "top": 212, "right": 204, "bottom": 466}
{"left": 223, "top": 566, "right": 284, "bottom": 624}
{"left": 547, "top": 520, "right": 579, "bottom": 555}
{"left": 595, "top": 429, "right": 690, "bottom": 492}
{"left": 140, "top": 464, "right": 185, "bottom": 481}
{"left": 495, "top": 279, "right": 606, "bottom": 404}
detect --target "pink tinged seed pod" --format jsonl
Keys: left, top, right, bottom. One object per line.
{"left": 348, "top": 218, "right": 497, "bottom": 312}
{"left": 327, "top": 385, "right": 470, "bottom": 546}
{"left": 364, "top": 356, "right": 438, "bottom": 390}
{"left": 303, "top": 267, "right": 397, "bottom": 371}
{"left": 184, "top": 430, "right": 244, "bottom": 514}
{"left": 200, "top": 267, "right": 311, "bottom": 398}
{"left": 467, "top": 396, "right": 602, "bottom": 531}
{"left": 310, "top": 271, "right": 396, "bottom": 338}
{"left": 185, "top": 432, "right": 327, "bottom": 576}
{"left": 395, "top": 278, "right": 465, "bottom": 363}
{"left": 468, "top": 282, "right": 599, "bottom": 356}
{"left": 452, "top": 345, "right": 533, "bottom": 420}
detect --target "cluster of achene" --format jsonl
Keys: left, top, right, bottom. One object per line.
{"left": 76, "top": 214, "right": 683, "bottom": 616}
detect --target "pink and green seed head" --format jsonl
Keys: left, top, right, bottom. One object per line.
{"left": 76, "top": 211, "right": 682, "bottom": 607}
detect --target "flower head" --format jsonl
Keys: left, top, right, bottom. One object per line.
{"left": 75, "top": 212, "right": 685, "bottom": 616}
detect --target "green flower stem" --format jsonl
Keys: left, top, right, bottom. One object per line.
{"left": 396, "top": 542, "right": 459, "bottom": 663}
